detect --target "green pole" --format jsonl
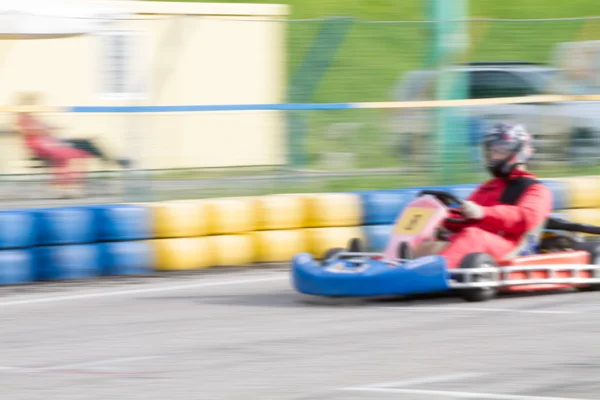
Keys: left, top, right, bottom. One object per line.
{"left": 286, "top": 17, "right": 355, "bottom": 169}
{"left": 427, "top": 0, "right": 469, "bottom": 184}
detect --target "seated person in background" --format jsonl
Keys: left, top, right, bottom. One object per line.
{"left": 36, "top": 137, "right": 131, "bottom": 170}
{"left": 410, "top": 121, "right": 553, "bottom": 269}
{"left": 13, "top": 92, "right": 131, "bottom": 197}
{"left": 13, "top": 92, "right": 95, "bottom": 198}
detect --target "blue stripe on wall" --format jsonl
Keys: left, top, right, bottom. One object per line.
{"left": 69, "top": 103, "right": 357, "bottom": 113}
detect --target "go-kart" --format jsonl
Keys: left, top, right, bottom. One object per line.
{"left": 291, "top": 190, "right": 600, "bottom": 302}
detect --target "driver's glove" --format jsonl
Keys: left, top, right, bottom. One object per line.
{"left": 462, "top": 201, "right": 484, "bottom": 220}
{"left": 435, "top": 226, "right": 452, "bottom": 241}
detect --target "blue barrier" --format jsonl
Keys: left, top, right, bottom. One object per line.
{"left": 0, "top": 250, "right": 35, "bottom": 285}
{"left": 100, "top": 241, "right": 155, "bottom": 275}
{"left": 0, "top": 210, "right": 37, "bottom": 249}
{"left": 359, "top": 190, "right": 416, "bottom": 225}
{"left": 35, "top": 207, "right": 95, "bottom": 246}
{"left": 36, "top": 244, "right": 101, "bottom": 281}
{"left": 363, "top": 224, "right": 394, "bottom": 252}
{"left": 91, "top": 204, "right": 152, "bottom": 242}
{"left": 447, "top": 184, "right": 478, "bottom": 201}
{"left": 540, "top": 179, "right": 569, "bottom": 210}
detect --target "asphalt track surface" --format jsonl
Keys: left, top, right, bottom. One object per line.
{"left": 1, "top": 266, "right": 600, "bottom": 400}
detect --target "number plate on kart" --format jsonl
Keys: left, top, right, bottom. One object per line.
{"left": 393, "top": 207, "right": 436, "bottom": 235}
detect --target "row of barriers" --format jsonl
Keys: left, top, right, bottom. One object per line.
{"left": 0, "top": 175, "right": 599, "bottom": 285}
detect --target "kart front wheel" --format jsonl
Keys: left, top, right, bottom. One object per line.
{"left": 321, "top": 238, "right": 364, "bottom": 263}
{"left": 455, "top": 252, "right": 498, "bottom": 302}
{"left": 397, "top": 241, "right": 413, "bottom": 260}
{"left": 322, "top": 248, "right": 345, "bottom": 262}
{"left": 348, "top": 237, "right": 364, "bottom": 252}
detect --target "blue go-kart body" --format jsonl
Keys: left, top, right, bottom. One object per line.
{"left": 291, "top": 190, "right": 461, "bottom": 298}
{"left": 292, "top": 252, "right": 450, "bottom": 297}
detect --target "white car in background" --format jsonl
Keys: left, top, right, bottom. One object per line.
{"left": 389, "top": 61, "right": 600, "bottom": 167}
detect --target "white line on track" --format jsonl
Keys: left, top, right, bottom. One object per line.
{"left": 0, "top": 356, "right": 161, "bottom": 374}
{"left": 0, "top": 274, "right": 288, "bottom": 308}
{"left": 0, "top": 272, "right": 584, "bottom": 315}
{"left": 396, "top": 306, "right": 578, "bottom": 315}
{"left": 343, "top": 387, "right": 593, "bottom": 400}
{"left": 356, "top": 372, "right": 489, "bottom": 388}
{"left": 342, "top": 373, "right": 593, "bottom": 400}
{"left": 41, "top": 356, "right": 161, "bottom": 371}
{"left": 0, "top": 366, "right": 34, "bottom": 373}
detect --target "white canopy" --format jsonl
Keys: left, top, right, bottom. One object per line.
{"left": 0, "top": 0, "right": 130, "bottom": 39}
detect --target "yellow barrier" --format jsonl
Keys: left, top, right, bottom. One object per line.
{"left": 149, "top": 200, "right": 210, "bottom": 238}
{"left": 153, "top": 237, "right": 213, "bottom": 270}
{"left": 563, "top": 176, "right": 600, "bottom": 209}
{"left": 207, "top": 234, "right": 255, "bottom": 266}
{"left": 206, "top": 197, "right": 256, "bottom": 235}
{"left": 252, "top": 229, "right": 309, "bottom": 263}
{"left": 304, "top": 193, "right": 362, "bottom": 228}
{"left": 136, "top": 175, "right": 600, "bottom": 270}
{"left": 564, "top": 208, "right": 600, "bottom": 227}
{"left": 253, "top": 194, "right": 306, "bottom": 230}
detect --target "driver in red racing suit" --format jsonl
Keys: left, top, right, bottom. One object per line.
{"left": 412, "top": 121, "right": 553, "bottom": 269}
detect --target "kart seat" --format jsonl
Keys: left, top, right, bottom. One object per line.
{"left": 499, "top": 220, "right": 547, "bottom": 262}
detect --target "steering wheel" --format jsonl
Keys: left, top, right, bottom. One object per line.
{"left": 417, "top": 190, "right": 469, "bottom": 224}
{"left": 417, "top": 190, "right": 463, "bottom": 207}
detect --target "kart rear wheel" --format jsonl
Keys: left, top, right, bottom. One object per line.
{"left": 574, "top": 241, "right": 600, "bottom": 291}
{"left": 455, "top": 252, "right": 498, "bottom": 302}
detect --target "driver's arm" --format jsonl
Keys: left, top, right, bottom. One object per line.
{"left": 442, "top": 187, "right": 484, "bottom": 233}
{"left": 443, "top": 208, "right": 475, "bottom": 233}
{"left": 476, "top": 183, "right": 552, "bottom": 236}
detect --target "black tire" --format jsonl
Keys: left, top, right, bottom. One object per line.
{"left": 322, "top": 248, "right": 345, "bottom": 262}
{"left": 574, "top": 241, "right": 600, "bottom": 291}
{"left": 454, "top": 252, "right": 499, "bottom": 302}
{"left": 539, "top": 235, "right": 578, "bottom": 253}
{"left": 397, "top": 241, "right": 412, "bottom": 260}
{"left": 348, "top": 237, "right": 364, "bottom": 253}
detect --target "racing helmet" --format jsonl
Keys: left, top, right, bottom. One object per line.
{"left": 481, "top": 121, "right": 533, "bottom": 178}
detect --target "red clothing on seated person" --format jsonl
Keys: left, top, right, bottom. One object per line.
{"left": 16, "top": 113, "right": 93, "bottom": 185}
